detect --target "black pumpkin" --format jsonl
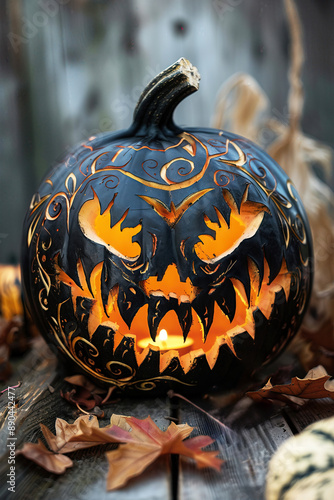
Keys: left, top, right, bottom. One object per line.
{"left": 21, "top": 58, "right": 313, "bottom": 395}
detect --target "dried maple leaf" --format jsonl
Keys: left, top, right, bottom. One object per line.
{"left": 17, "top": 440, "right": 73, "bottom": 474}
{"left": 20, "top": 414, "right": 222, "bottom": 488}
{"left": 41, "top": 414, "right": 132, "bottom": 454}
{"left": 105, "top": 415, "right": 223, "bottom": 491}
{"left": 19, "top": 414, "right": 132, "bottom": 474}
{"left": 41, "top": 415, "right": 103, "bottom": 453}
{"left": 247, "top": 365, "right": 334, "bottom": 405}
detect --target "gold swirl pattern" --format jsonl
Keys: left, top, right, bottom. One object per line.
{"left": 106, "top": 361, "right": 135, "bottom": 381}
{"left": 82, "top": 133, "right": 235, "bottom": 192}
{"left": 45, "top": 297, "right": 196, "bottom": 390}
{"left": 65, "top": 173, "right": 77, "bottom": 197}
{"left": 45, "top": 192, "right": 70, "bottom": 232}
{"left": 218, "top": 141, "right": 308, "bottom": 252}
{"left": 35, "top": 235, "right": 51, "bottom": 296}
{"left": 50, "top": 317, "right": 196, "bottom": 389}
{"left": 160, "top": 158, "right": 195, "bottom": 184}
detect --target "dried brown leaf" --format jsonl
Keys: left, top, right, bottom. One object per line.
{"left": 40, "top": 414, "right": 133, "bottom": 454}
{"left": 22, "top": 413, "right": 222, "bottom": 490}
{"left": 106, "top": 415, "right": 223, "bottom": 491}
{"left": 247, "top": 365, "right": 334, "bottom": 404}
{"left": 61, "top": 374, "right": 117, "bottom": 410}
{"left": 106, "top": 443, "right": 161, "bottom": 490}
{"left": 17, "top": 440, "right": 73, "bottom": 474}
{"left": 64, "top": 374, "right": 106, "bottom": 394}
{"left": 60, "top": 388, "right": 99, "bottom": 410}
{"left": 67, "top": 416, "right": 133, "bottom": 446}
{"left": 40, "top": 414, "right": 105, "bottom": 453}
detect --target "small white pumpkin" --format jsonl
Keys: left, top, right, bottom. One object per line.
{"left": 266, "top": 416, "right": 334, "bottom": 500}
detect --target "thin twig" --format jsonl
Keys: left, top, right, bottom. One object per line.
{"left": 101, "top": 385, "right": 117, "bottom": 405}
{"left": 75, "top": 403, "right": 91, "bottom": 415}
{"left": 167, "top": 390, "right": 235, "bottom": 436}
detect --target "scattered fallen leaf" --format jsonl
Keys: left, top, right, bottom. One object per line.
{"left": 0, "top": 316, "right": 29, "bottom": 381}
{"left": 41, "top": 414, "right": 103, "bottom": 453}
{"left": 17, "top": 440, "right": 73, "bottom": 474}
{"left": 61, "top": 374, "right": 117, "bottom": 411}
{"left": 66, "top": 415, "right": 134, "bottom": 446}
{"left": 247, "top": 365, "right": 334, "bottom": 405}
{"left": 20, "top": 413, "right": 222, "bottom": 489}
{"left": 0, "top": 342, "right": 11, "bottom": 381}
{"left": 60, "top": 387, "right": 97, "bottom": 410}
{"left": 106, "top": 415, "right": 223, "bottom": 491}
{"left": 40, "top": 414, "right": 132, "bottom": 454}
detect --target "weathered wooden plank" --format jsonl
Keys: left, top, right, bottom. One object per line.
{"left": 177, "top": 396, "right": 293, "bottom": 500}
{"left": 0, "top": 342, "right": 173, "bottom": 500}
{"left": 283, "top": 398, "right": 334, "bottom": 433}
{"left": 0, "top": 340, "right": 58, "bottom": 455}
{"left": 38, "top": 396, "right": 173, "bottom": 500}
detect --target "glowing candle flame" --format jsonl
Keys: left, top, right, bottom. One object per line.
{"left": 158, "top": 329, "right": 168, "bottom": 342}
{"left": 137, "top": 328, "right": 193, "bottom": 353}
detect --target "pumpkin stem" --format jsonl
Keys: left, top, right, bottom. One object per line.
{"left": 131, "top": 57, "right": 200, "bottom": 139}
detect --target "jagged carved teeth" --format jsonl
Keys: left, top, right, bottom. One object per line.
{"left": 209, "top": 278, "right": 237, "bottom": 323}
{"left": 192, "top": 280, "right": 237, "bottom": 342}
{"left": 146, "top": 280, "right": 238, "bottom": 344}
{"left": 147, "top": 291, "right": 192, "bottom": 342}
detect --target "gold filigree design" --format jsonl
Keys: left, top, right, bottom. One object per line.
{"left": 27, "top": 194, "right": 51, "bottom": 247}
{"left": 49, "top": 302, "right": 195, "bottom": 389}
{"left": 138, "top": 188, "right": 213, "bottom": 227}
{"left": 83, "top": 133, "right": 243, "bottom": 192}
{"left": 65, "top": 172, "right": 77, "bottom": 196}
{"left": 219, "top": 141, "right": 307, "bottom": 249}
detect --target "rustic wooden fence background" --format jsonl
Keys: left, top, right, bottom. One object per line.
{"left": 0, "top": 0, "right": 333, "bottom": 263}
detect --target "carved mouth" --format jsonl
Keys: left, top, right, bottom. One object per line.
{"left": 55, "top": 255, "right": 291, "bottom": 377}
{"left": 138, "top": 263, "right": 196, "bottom": 342}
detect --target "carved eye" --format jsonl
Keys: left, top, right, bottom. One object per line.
{"left": 194, "top": 186, "right": 269, "bottom": 264}
{"left": 78, "top": 190, "right": 142, "bottom": 261}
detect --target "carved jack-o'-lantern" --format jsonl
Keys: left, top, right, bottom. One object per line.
{"left": 21, "top": 59, "right": 312, "bottom": 395}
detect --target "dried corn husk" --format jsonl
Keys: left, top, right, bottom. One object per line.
{"left": 211, "top": 72, "right": 269, "bottom": 143}
{"left": 212, "top": 0, "right": 334, "bottom": 368}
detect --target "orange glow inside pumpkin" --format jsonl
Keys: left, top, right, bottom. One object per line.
{"left": 141, "top": 264, "right": 195, "bottom": 301}
{"left": 137, "top": 328, "right": 194, "bottom": 354}
{"left": 78, "top": 189, "right": 142, "bottom": 261}
{"left": 194, "top": 188, "right": 269, "bottom": 263}
{"left": 56, "top": 254, "right": 291, "bottom": 373}
{"left": 55, "top": 184, "right": 290, "bottom": 373}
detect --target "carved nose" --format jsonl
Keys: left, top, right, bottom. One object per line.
{"left": 140, "top": 263, "right": 195, "bottom": 301}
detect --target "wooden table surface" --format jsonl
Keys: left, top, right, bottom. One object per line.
{"left": 1, "top": 341, "right": 334, "bottom": 500}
